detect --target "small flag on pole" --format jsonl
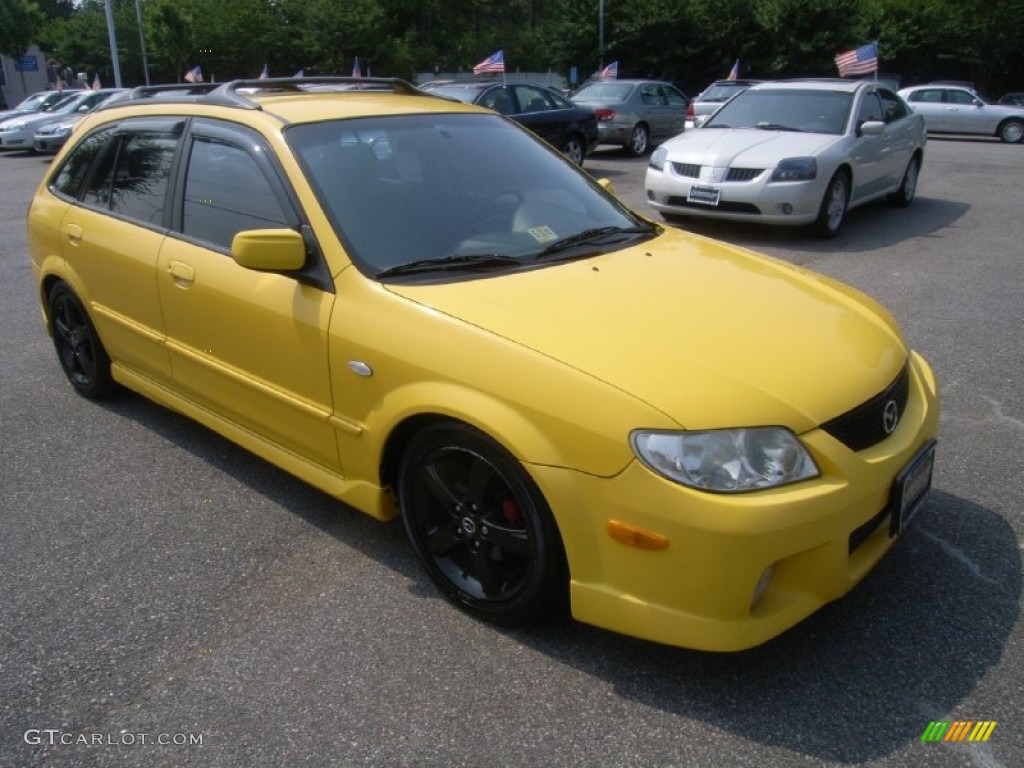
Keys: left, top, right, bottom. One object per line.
{"left": 352, "top": 56, "right": 361, "bottom": 78}
{"left": 727, "top": 59, "right": 740, "bottom": 80}
{"left": 834, "top": 42, "right": 879, "bottom": 77}
{"left": 473, "top": 50, "right": 505, "bottom": 75}
{"left": 600, "top": 61, "right": 618, "bottom": 79}
{"left": 294, "top": 68, "right": 304, "bottom": 78}
{"left": 184, "top": 65, "right": 203, "bottom": 83}
{"left": 258, "top": 63, "right": 269, "bottom": 79}
{"left": 91, "top": 74, "right": 101, "bottom": 90}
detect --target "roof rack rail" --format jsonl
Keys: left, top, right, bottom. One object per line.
{"left": 98, "top": 76, "right": 431, "bottom": 112}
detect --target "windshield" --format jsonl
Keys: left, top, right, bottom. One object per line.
{"left": 704, "top": 89, "right": 854, "bottom": 135}
{"left": 288, "top": 113, "right": 649, "bottom": 280}
{"left": 573, "top": 82, "right": 633, "bottom": 102}
{"left": 699, "top": 84, "right": 747, "bottom": 103}
{"left": 13, "top": 92, "right": 60, "bottom": 112}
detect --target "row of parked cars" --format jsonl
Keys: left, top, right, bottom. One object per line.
{"left": 0, "top": 87, "right": 129, "bottom": 153}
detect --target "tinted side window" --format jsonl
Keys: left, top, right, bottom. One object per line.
{"left": 110, "top": 134, "right": 177, "bottom": 223}
{"left": 51, "top": 128, "right": 116, "bottom": 199}
{"left": 878, "top": 89, "right": 909, "bottom": 121}
{"left": 182, "top": 138, "right": 289, "bottom": 250}
{"left": 856, "top": 92, "right": 884, "bottom": 124}
{"left": 946, "top": 89, "right": 976, "bottom": 105}
{"left": 513, "top": 85, "right": 552, "bottom": 113}
{"left": 909, "top": 89, "right": 942, "bottom": 103}
{"left": 661, "top": 86, "right": 688, "bottom": 106}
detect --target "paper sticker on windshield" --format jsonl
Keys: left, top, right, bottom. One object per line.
{"left": 528, "top": 225, "right": 558, "bottom": 243}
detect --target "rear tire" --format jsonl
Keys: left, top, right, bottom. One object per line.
{"left": 998, "top": 119, "right": 1023, "bottom": 143}
{"left": 625, "top": 123, "right": 650, "bottom": 156}
{"left": 561, "top": 134, "right": 586, "bottom": 166}
{"left": 47, "top": 282, "right": 116, "bottom": 398}
{"left": 887, "top": 154, "right": 920, "bottom": 208}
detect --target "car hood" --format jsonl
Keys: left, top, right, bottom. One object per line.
{"left": 384, "top": 228, "right": 906, "bottom": 433}
{"left": 664, "top": 128, "right": 841, "bottom": 166}
{"left": 0, "top": 111, "right": 68, "bottom": 129}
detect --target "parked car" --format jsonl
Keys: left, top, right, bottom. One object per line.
{"left": 898, "top": 83, "right": 1024, "bottom": 143}
{"left": 0, "top": 89, "right": 69, "bottom": 122}
{"left": 998, "top": 92, "right": 1024, "bottom": 106}
{"left": 0, "top": 89, "right": 126, "bottom": 151}
{"left": 571, "top": 79, "right": 688, "bottom": 156}
{"left": 422, "top": 81, "right": 598, "bottom": 166}
{"left": 27, "top": 77, "right": 938, "bottom": 652}
{"left": 687, "top": 78, "right": 763, "bottom": 128}
{"left": 32, "top": 90, "right": 132, "bottom": 153}
{"left": 646, "top": 79, "right": 926, "bottom": 237}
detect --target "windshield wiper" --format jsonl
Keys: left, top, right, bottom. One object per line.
{"left": 534, "top": 225, "right": 655, "bottom": 259}
{"left": 375, "top": 253, "right": 523, "bottom": 278}
{"left": 755, "top": 122, "right": 804, "bottom": 132}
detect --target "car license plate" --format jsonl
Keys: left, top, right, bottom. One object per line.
{"left": 890, "top": 439, "right": 936, "bottom": 536}
{"left": 687, "top": 185, "right": 721, "bottom": 206}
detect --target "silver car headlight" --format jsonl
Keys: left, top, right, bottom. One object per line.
{"left": 631, "top": 427, "right": 819, "bottom": 492}
{"left": 649, "top": 146, "right": 668, "bottom": 171}
{"left": 770, "top": 157, "right": 817, "bottom": 182}
{"left": 3, "top": 121, "right": 27, "bottom": 132}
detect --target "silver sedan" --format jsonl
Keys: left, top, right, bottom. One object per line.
{"left": 899, "top": 83, "right": 1024, "bottom": 143}
{"left": 645, "top": 79, "right": 926, "bottom": 237}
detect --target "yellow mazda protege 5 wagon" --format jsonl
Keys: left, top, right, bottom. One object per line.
{"left": 27, "top": 78, "right": 939, "bottom": 652}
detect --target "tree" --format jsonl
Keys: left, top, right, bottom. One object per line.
{"left": 0, "top": 0, "right": 46, "bottom": 96}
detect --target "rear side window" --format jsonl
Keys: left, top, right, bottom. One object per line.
{"left": 182, "top": 138, "right": 290, "bottom": 250}
{"left": 81, "top": 130, "right": 177, "bottom": 224}
{"left": 51, "top": 128, "right": 117, "bottom": 199}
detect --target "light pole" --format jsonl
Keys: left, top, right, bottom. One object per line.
{"left": 103, "top": 0, "right": 123, "bottom": 87}
{"left": 598, "top": 0, "right": 605, "bottom": 71}
{"left": 135, "top": 0, "right": 150, "bottom": 85}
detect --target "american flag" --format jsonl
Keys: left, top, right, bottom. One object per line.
{"left": 834, "top": 42, "right": 879, "bottom": 77}
{"left": 473, "top": 50, "right": 505, "bottom": 75}
{"left": 294, "top": 69, "right": 304, "bottom": 78}
{"left": 352, "top": 56, "right": 361, "bottom": 78}
{"left": 258, "top": 63, "right": 269, "bottom": 79}
{"left": 600, "top": 61, "right": 618, "bottom": 79}
{"left": 727, "top": 59, "right": 740, "bottom": 80}
{"left": 184, "top": 65, "right": 203, "bottom": 83}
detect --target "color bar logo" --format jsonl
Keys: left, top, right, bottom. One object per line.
{"left": 921, "top": 721, "right": 997, "bottom": 742}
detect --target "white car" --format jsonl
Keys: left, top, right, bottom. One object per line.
{"left": 645, "top": 79, "right": 926, "bottom": 237}
{"left": 898, "top": 83, "right": 1024, "bottom": 143}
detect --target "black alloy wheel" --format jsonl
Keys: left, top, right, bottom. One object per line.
{"left": 48, "top": 283, "right": 115, "bottom": 398}
{"left": 561, "top": 134, "right": 586, "bottom": 166}
{"left": 398, "top": 422, "right": 568, "bottom": 624}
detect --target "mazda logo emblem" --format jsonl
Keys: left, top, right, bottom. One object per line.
{"left": 882, "top": 400, "right": 900, "bottom": 434}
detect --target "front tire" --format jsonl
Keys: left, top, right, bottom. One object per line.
{"left": 397, "top": 422, "right": 568, "bottom": 625}
{"left": 625, "top": 123, "right": 650, "bottom": 156}
{"left": 998, "top": 119, "right": 1024, "bottom": 144}
{"left": 887, "top": 154, "right": 920, "bottom": 208}
{"left": 813, "top": 170, "right": 850, "bottom": 238}
{"left": 47, "top": 283, "right": 116, "bottom": 399}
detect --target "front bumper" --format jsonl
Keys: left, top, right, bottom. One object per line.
{"left": 646, "top": 161, "right": 829, "bottom": 226}
{"left": 34, "top": 134, "right": 68, "bottom": 153}
{"left": 0, "top": 130, "right": 32, "bottom": 149}
{"left": 530, "top": 351, "right": 940, "bottom": 651}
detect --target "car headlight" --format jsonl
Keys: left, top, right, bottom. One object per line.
{"left": 630, "top": 427, "right": 819, "bottom": 492}
{"left": 649, "top": 146, "right": 668, "bottom": 171}
{"left": 770, "top": 157, "right": 817, "bottom": 182}
{"left": 3, "top": 121, "right": 27, "bottom": 132}
{"left": 52, "top": 123, "right": 74, "bottom": 136}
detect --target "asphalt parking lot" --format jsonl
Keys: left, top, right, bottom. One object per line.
{"left": 1, "top": 135, "right": 1022, "bottom": 767}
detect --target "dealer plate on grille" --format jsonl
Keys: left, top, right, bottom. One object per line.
{"left": 687, "top": 185, "right": 721, "bottom": 206}
{"left": 890, "top": 439, "right": 936, "bottom": 536}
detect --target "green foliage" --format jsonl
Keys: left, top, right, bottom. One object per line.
{"left": 0, "top": 0, "right": 46, "bottom": 57}
{"left": 27, "top": 0, "right": 1024, "bottom": 94}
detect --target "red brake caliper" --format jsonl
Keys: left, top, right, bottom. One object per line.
{"left": 501, "top": 499, "right": 522, "bottom": 525}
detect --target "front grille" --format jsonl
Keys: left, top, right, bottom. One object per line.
{"left": 822, "top": 363, "right": 910, "bottom": 452}
{"left": 671, "top": 162, "right": 701, "bottom": 178}
{"left": 726, "top": 167, "right": 764, "bottom": 182}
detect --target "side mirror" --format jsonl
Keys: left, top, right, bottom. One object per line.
{"left": 859, "top": 120, "right": 885, "bottom": 136}
{"left": 973, "top": 98, "right": 984, "bottom": 107}
{"left": 231, "top": 228, "right": 306, "bottom": 271}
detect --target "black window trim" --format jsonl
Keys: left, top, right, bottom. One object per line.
{"left": 170, "top": 117, "right": 334, "bottom": 293}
